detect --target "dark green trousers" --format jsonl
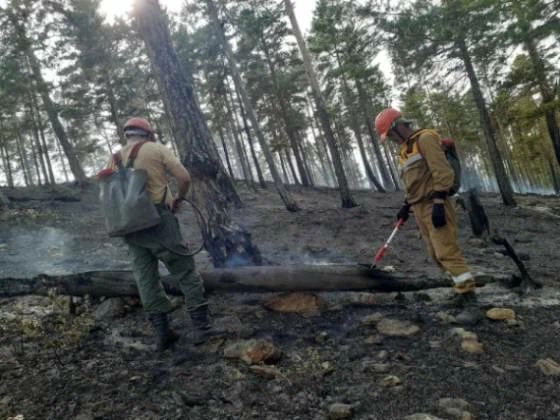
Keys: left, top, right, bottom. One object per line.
{"left": 125, "top": 206, "right": 206, "bottom": 314}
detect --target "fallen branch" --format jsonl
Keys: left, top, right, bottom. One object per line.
{"left": 0, "top": 265, "right": 509, "bottom": 298}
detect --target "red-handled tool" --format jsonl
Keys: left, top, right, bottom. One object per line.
{"left": 359, "top": 218, "right": 406, "bottom": 271}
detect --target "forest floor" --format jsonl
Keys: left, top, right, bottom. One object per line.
{"left": 1, "top": 181, "right": 560, "bottom": 420}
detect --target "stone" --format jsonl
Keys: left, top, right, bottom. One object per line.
{"left": 461, "top": 339, "right": 484, "bottom": 354}
{"left": 467, "top": 238, "right": 487, "bottom": 247}
{"left": 450, "top": 328, "right": 478, "bottom": 341}
{"left": 361, "top": 312, "right": 385, "bottom": 326}
{"left": 264, "top": 292, "right": 325, "bottom": 317}
{"left": 404, "top": 415, "right": 445, "bottom": 420}
{"left": 376, "top": 318, "right": 420, "bottom": 337}
{"left": 224, "top": 339, "right": 281, "bottom": 365}
{"left": 438, "top": 398, "right": 471, "bottom": 419}
{"left": 249, "top": 365, "right": 282, "bottom": 379}
{"left": 376, "top": 350, "right": 389, "bottom": 360}
{"left": 535, "top": 358, "right": 560, "bottom": 376}
{"left": 486, "top": 308, "right": 516, "bottom": 321}
{"left": 362, "top": 362, "right": 391, "bottom": 373}
{"left": 380, "top": 375, "right": 401, "bottom": 387}
{"left": 328, "top": 403, "right": 353, "bottom": 419}
{"left": 364, "top": 334, "right": 383, "bottom": 345}
{"left": 454, "top": 308, "right": 484, "bottom": 326}
{"left": 94, "top": 298, "right": 126, "bottom": 321}
{"left": 436, "top": 311, "right": 456, "bottom": 323}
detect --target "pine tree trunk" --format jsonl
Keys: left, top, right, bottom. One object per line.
{"left": 523, "top": 37, "right": 560, "bottom": 166}
{"left": 224, "top": 96, "right": 252, "bottom": 186}
{"left": 205, "top": 0, "right": 299, "bottom": 212}
{"left": 296, "top": 132, "right": 315, "bottom": 186}
{"left": 259, "top": 35, "right": 311, "bottom": 187}
{"left": 15, "top": 131, "right": 31, "bottom": 186}
{"left": 275, "top": 152, "right": 288, "bottom": 184}
{"left": 285, "top": 148, "right": 300, "bottom": 185}
{"left": 307, "top": 97, "right": 333, "bottom": 187}
{"left": 29, "top": 134, "right": 43, "bottom": 185}
{"left": 217, "top": 124, "right": 235, "bottom": 180}
{"left": 21, "top": 50, "right": 86, "bottom": 183}
{"left": 354, "top": 79, "right": 394, "bottom": 190}
{"left": 31, "top": 88, "right": 56, "bottom": 184}
{"left": 133, "top": 0, "right": 266, "bottom": 267}
{"left": 235, "top": 88, "right": 267, "bottom": 188}
{"left": 549, "top": 159, "right": 560, "bottom": 195}
{"left": 27, "top": 95, "right": 49, "bottom": 185}
{"left": 103, "top": 72, "right": 126, "bottom": 145}
{"left": 284, "top": 0, "right": 357, "bottom": 207}
{"left": 1, "top": 142, "right": 14, "bottom": 188}
{"left": 226, "top": 83, "right": 256, "bottom": 188}
{"left": 458, "top": 40, "right": 516, "bottom": 206}
{"left": 340, "top": 77, "right": 384, "bottom": 192}
{"left": 384, "top": 146, "right": 401, "bottom": 191}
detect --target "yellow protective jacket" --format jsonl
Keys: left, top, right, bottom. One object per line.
{"left": 399, "top": 129, "right": 455, "bottom": 205}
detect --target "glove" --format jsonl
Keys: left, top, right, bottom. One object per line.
{"left": 432, "top": 202, "right": 447, "bottom": 228}
{"left": 171, "top": 197, "right": 183, "bottom": 213}
{"left": 397, "top": 202, "right": 411, "bottom": 222}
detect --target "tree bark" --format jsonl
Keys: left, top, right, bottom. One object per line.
{"left": 458, "top": 40, "right": 516, "bottom": 206}
{"left": 205, "top": 0, "right": 299, "bottom": 212}
{"left": 0, "top": 266, "right": 506, "bottom": 298}
{"left": 284, "top": 0, "right": 357, "bottom": 208}
{"left": 133, "top": 0, "right": 264, "bottom": 268}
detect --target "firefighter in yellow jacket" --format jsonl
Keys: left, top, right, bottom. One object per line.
{"left": 375, "top": 108, "right": 480, "bottom": 322}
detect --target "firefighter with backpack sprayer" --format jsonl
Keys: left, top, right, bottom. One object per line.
{"left": 375, "top": 108, "right": 482, "bottom": 324}
{"left": 105, "top": 117, "right": 215, "bottom": 351}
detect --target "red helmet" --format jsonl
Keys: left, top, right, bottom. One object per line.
{"left": 375, "top": 108, "right": 401, "bottom": 143}
{"left": 123, "top": 117, "right": 154, "bottom": 136}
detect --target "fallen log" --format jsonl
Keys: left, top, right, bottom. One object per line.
{"left": 0, "top": 265, "right": 509, "bottom": 298}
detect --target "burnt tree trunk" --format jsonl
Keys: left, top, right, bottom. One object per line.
{"left": 133, "top": 0, "right": 263, "bottom": 267}
{"left": 284, "top": 0, "right": 357, "bottom": 208}
{"left": 205, "top": 0, "right": 299, "bottom": 211}
{"left": 458, "top": 40, "right": 516, "bottom": 206}
{"left": 0, "top": 266, "right": 506, "bottom": 298}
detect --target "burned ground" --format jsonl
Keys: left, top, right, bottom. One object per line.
{"left": 1, "top": 183, "right": 560, "bottom": 420}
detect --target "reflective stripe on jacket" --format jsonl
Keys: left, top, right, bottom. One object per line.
{"left": 399, "top": 129, "right": 455, "bottom": 205}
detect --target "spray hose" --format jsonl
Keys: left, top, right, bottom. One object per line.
{"left": 176, "top": 198, "right": 208, "bottom": 257}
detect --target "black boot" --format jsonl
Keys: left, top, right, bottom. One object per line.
{"left": 148, "top": 312, "right": 179, "bottom": 352}
{"left": 190, "top": 305, "right": 215, "bottom": 346}
{"left": 452, "top": 292, "right": 483, "bottom": 326}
